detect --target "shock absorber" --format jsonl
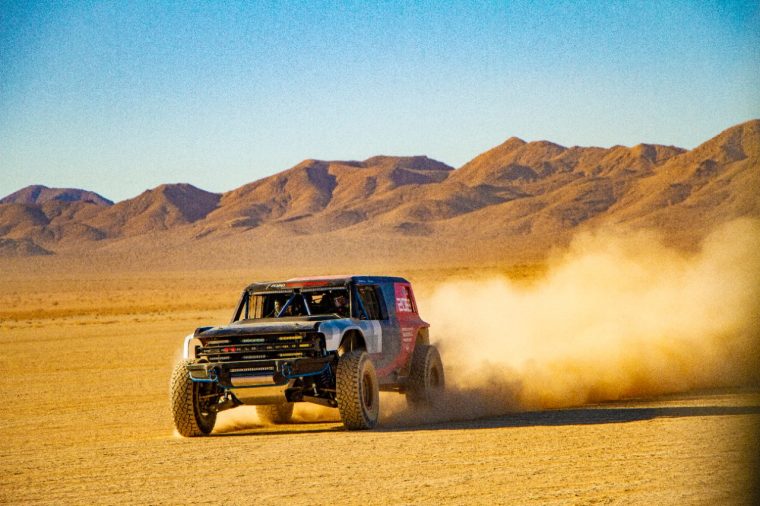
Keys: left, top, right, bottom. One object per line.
{"left": 318, "top": 363, "right": 333, "bottom": 390}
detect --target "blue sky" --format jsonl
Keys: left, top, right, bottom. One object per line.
{"left": 1, "top": 1, "right": 758, "bottom": 202}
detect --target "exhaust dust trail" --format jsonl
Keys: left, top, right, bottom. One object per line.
{"left": 214, "top": 403, "right": 341, "bottom": 433}
{"left": 388, "top": 218, "right": 760, "bottom": 423}
{"left": 214, "top": 218, "right": 759, "bottom": 429}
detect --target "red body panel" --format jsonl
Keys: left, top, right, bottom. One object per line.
{"left": 374, "top": 282, "right": 428, "bottom": 378}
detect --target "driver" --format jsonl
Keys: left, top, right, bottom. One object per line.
{"left": 270, "top": 299, "right": 282, "bottom": 317}
{"left": 334, "top": 294, "right": 349, "bottom": 317}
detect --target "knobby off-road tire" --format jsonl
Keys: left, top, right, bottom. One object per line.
{"left": 256, "top": 403, "right": 294, "bottom": 424}
{"left": 170, "top": 360, "right": 218, "bottom": 437}
{"left": 336, "top": 350, "right": 379, "bottom": 430}
{"left": 406, "top": 344, "right": 445, "bottom": 407}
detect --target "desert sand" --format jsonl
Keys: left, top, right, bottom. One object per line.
{"left": 1, "top": 266, "right": 757, "bottom": 505}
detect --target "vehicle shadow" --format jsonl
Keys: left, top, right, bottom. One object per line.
{"left": 210, "top": 404, "right": 760, "bottom": 437}
{"left": 211, "top": 420, "right": 344, "bottom": 437}
{"left": 378, "top": 404, "right": 760, "bottom": 433}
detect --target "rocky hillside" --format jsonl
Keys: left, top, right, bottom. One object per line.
{"left": 0, "top": 185, "right": 113, "bottom": 206}
{"left": 0, "top": 120, "right": 757, "bottom": 261}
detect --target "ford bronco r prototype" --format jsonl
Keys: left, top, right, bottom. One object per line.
{"left": 170, "top": 275, "right": 444, "bottom": 436}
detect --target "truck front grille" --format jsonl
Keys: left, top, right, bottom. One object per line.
{"left": 198, "top": 333, "right": 321, "bottom": 364}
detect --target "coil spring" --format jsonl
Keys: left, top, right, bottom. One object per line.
{"left": 318, "top": 363, "right": 333, "bottom": 389}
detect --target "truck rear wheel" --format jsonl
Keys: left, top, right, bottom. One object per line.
{"left": 406, "top": 344, "right": 445, "bottom": 407}
{"left": 336, "top": 350, "right": 379, "bottom": 430}
{"left": 170, "top": 360, "right": 218, "bottom": 437}
{"left": 256, "top": 403, "right": 294, "bottom": 424}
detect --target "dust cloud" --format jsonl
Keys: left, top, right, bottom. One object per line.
{"left": 399, "top": 218, "right": 760, "bottom": 422}
{"left": 213, "top": 218, "right": 759, "bottom": 429}
{"left": 214, "top": 403, "right": 341, "bottom": 433}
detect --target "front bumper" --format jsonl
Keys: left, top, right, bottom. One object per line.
{"left": 187, "top": 357, "right": 332, "bottom": 405}
{"left": 187, "top": 357, "right": 331, "bottom": 386}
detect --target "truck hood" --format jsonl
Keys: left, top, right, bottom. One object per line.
{"left": 196, "top": 316, "right": 341, "bottom": 338}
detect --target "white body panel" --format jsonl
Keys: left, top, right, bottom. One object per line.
{"left": 318, "top": 319, "right": 383, "bottom": 353}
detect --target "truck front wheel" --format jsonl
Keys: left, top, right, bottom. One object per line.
{"left": 170, "top": 360, "right": 218, "bottom": 437}
{"left": 336, "top": 350, "right": 379, "bottom": 430}
{"left": 406, "top": 344, "right": 445, "bottom": 407}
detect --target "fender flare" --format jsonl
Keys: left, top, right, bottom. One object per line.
{"left": 338, "top": 329, "right": 367, "bottom": 355}
{"left": 319, "top": 319, "right": 382, "bottom": 353}
{"left": 182, "top": 334, "right": 196, "bottom": 359}
{"left": 416, "top": 327, "right": 430, "bottom": 346}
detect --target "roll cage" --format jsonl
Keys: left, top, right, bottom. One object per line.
{"left": 231, "top": 282, "right": 385, "bottom": 322}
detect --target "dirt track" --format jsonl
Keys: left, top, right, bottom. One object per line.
{"left": 0, "top": 274, "right": 758, "bottom": 504}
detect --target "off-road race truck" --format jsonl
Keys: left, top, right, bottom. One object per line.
{"left": 170, "top": 275, "right": 444, "bottom": 436}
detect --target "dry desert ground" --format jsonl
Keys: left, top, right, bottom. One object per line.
{"left": 0, "top": 267, "right": 758, "bottom": 505}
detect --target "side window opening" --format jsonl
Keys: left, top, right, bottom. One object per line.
{"left": 395, "top": 283, "right": 417, "bottom": 314}
{"left": 403, "top": 285, "right": 417, "bottom": 313}
{"left": 305, "top": 290, "right": 350, "bottom": 317}
{"left": 356, "top": 285, "right": 386, "bottom": 320}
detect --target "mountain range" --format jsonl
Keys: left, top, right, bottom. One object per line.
{"left": 1, "top": 120, "right": 757, "bottom": 267}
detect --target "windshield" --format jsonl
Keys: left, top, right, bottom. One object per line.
{"left": 238, "top": 288, "right": 351, "bottom": 320}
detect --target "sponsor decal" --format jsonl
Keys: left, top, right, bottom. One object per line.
{"left": 394, "top": 283, "right": 417, "bottom": 313}
{"left": 396, "top": 297, "right": 413, "bottom": 312}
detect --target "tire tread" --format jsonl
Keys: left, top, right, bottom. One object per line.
{"left": 336, "top": 351, "right": 379, "bottom": 430}
{"left": 406, "top": 344, "right": 445, "bottom": 406}
{"left": 170, "top": 360, "right": 214, "bottom": 437}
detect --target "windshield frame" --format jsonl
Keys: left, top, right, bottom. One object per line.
{"left": 232, "top": 287, "right": 353, "bottom": 322}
